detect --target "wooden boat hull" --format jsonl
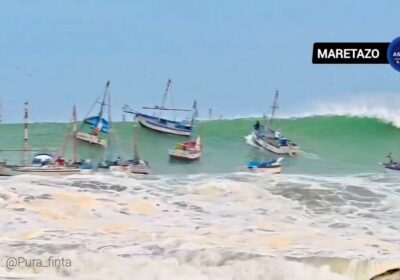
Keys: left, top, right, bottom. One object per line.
{"left": 10, "top": 166, "right": 81, "bottom": 176}
{"left": 169, "top": 149, "right": 201, "bottom": 161}
{"left": 249, "top": 166, "right": 282, "bottom": 174}
{"left": 136, "top": 114, "right": 192, "bottom": 136}
{"left": 0, "top": 162, "right": 14, "bottom": 176}
{"left": 76, "top": 131, "right": 107, "bottom": 147}
{"left": 252, "top": 132, "right": 299, "bottom": 155}
{"left": 381, "top": 163, "right": 400, "bottom": 175}
{"left": 109, "top": 164, "right": 150, "bottom": 175}
{"left": 0, "top": 162, "right": 91, "bottom": 176}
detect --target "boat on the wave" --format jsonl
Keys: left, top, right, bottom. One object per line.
{"left": 247, "top": 157, "right": 283, "bottom": 174}
{"left": 76, "top": 81, "right": 111, "bottom": 147}
{"left": 123, "top": 79, "right": 197, "bottom": 136}
{"left": 252, "top": 90, "right": 299, "bottom": 155}
{"left": 0, "top": 103, "right": 94, "bottom": 176}
{"left": 106, "top": 158, "right": 150, "bottom": 174}
{"left": 99, "top": 116, "right": 150, "bottom": 174}
{"left": 7, "top": 153, "right": 81, "bottom": 176}
{"left": 380, "top": 152, "right": 400, "bottom": 173}
{"left": 169, "top": 136, "right": 202, "bottom": 161}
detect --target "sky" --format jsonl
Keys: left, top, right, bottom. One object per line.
{"left": 0, "top": 0, "right": 400, "bottom": 123}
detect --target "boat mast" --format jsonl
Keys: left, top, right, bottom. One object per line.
{"left": 133, "top": 116, "right": 139, "bottom": 161}
{"left": 98, "top": 80, "right": 110, "bottom": 119}
{"left": 142, "top": 79, "right": 191, "bottom": 114}
{"left": 107, "top": 81, "right": 112, "bottom": 128}
{"left": 159, "top": 79, "right": 171, "bottom": 118}
{"left": 269, "top": 90, "right": 279, "bottom": 127}
{"left": 123, "top": 107, "right": 140, "bottom": 159}
{"left": 23, "top": 101, "right": 29, "bottom": 165}
{"left": 191, "top": 100, "right": 197, "bottom": 127}
{"left": 72, "top": 105, "right": 78, "bottom": 163}
{"left": 104, "top": 81, "right": 112, "bottom": 162}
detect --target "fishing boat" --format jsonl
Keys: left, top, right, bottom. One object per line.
{"left": 169, "top": 136, "right": 202, "bottom": 161}
{"left": 108, "top": 159, "right": 150, "bottom": 175}
{"left": 247, "top": 157, "right": 283, "bottom": 174}
{"left": 123, "top": 79, "right": 197, "bottom": 136}
{"left": 101, "top": 116, "right": 150, "bottom": 175}
{"left": 76, "top": 81, "right": 111, "bottom": 147}
{"left": 0, "top": 103, "right": 90, "bottom": 176}
{"left": 380, "top": 152, "right": 400, "bottom": 173}
{"left": 252, "top": 90, "right": 299, "bottom": 155}
{"left": 9, "top": 153, "right": 81, "bottom": 176}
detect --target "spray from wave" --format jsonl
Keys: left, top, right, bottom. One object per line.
{"left": 203, "top": 95, "right": 400, "bottom": 129}
{"left": 309, "top": 96, "right": 400, "bottom": 128}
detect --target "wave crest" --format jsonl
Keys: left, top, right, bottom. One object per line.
{"left": 211, "top": 97, "right": 400, "bottom": 128}
{"left": 308, "top": 98, "right": 400, "bottom": 128}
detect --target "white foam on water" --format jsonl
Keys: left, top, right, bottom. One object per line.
{"left": 0, "top": 173, "right": 398, "bottom": 279}
{"left": 244, "top": 134, "right": 257, "bottom": 148}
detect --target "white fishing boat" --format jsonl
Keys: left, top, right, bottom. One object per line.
{"left": 6, "top": 153, "right": 81, "bottom": 176}
{"left": 0, "top": 103, "right": 92, "bottom": 176}
{"left": 169, "top": 136, "right": 202, "bottom": 161}
{"left": 123, "top": 79, "right": 197, "bottom": 136}
{"left": 380, "top": 153, "right": 400, "bottom": 174}
{"left": 247, "top": 157, "right": 283, "bottom": 174}
{"left": 103, "top": 118, "right": 150, "bottom": 175}
{"left": 109, "top": 159, "right": 150, "bottom": 175}
{"left": 252, "top": 91, "right": 299, "bottom": 155}
{"left": 76, "top": 81, "right": 111, "bottom": 147}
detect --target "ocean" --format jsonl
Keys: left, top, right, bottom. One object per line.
{"left": 0, "top": 115, "right": 399, "bottom": 279}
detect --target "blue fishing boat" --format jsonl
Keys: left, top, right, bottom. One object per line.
{"left": 247, "top": 157, "right": 283, "bottom": 174}
{"left": 76, "top": 81, "right": 111, "bottom": 147}
{"left": 124, "top": 79, "right": 197, "bottom": 136}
